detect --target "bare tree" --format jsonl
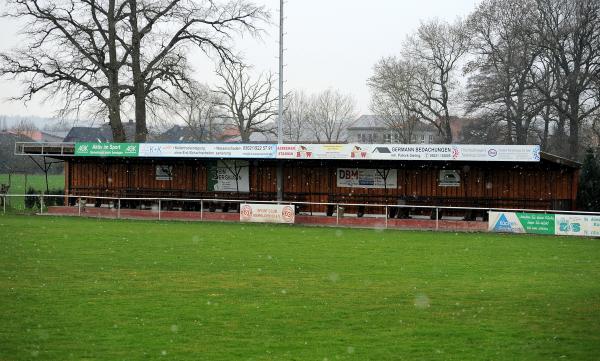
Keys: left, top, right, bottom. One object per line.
{"left": 531, "top": 0, "right": 600, "bottom": 158}
{"left": 403, "top": 19, "right": 471, "bottom": 143}
{"left": 213, "top": 61, "right": 277, "bottom": 142}
{"left": 466, "top": 0, "right": 544, "bottom": 145}
{"left": 10, "top": 118, "right": 38, "bottom": 136}
{"left": 156, "top": 82, "right": 223, "bottom": 141}
{"left": 0, "top": 0, "right": 268, "bottom": 143}
{"left": 368, "top": 57, "right": 420, "bottom": 143}
{"left": 369, "top": 19, "right": 470, "bottom": 144}
{"left": 0, "top": 0, "right": 129, "bottom": 141}
{"left": 308, "top": 88, "right": 356, "bottom": 143}
{"left": 125, "top": 0, "right": 268, "bottom": 142}
{"left": 282, "top": 90, "right": 311, "bottom": 142}
{"left": 590, "top": 78, "right": 600, "bottom": 150}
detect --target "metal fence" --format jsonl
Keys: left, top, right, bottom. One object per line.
{"left": 3, "top": 193, "right": 600, "bottom": 231}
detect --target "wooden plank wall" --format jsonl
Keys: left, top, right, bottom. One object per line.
{"left": 69, "top": 160, "right": 208, "bottom": 195}
{"left": 67, "top": 158, "right": 577, "bottom": 209}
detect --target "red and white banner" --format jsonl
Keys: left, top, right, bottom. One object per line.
{"left": 240, "top": 203, "right": 295, "bottom": 224}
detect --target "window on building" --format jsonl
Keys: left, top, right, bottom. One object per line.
{"left": 384, "top": 133, "right": 391, "bottom": 143}
{"left": 357, "top": 133, "right": 362, "bottom": 142}
{"left": 429, "top": 135, "right": 433, "bottom": 143}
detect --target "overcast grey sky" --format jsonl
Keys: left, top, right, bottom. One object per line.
{"left": 0, "top": 0, "right": 480, "bottom": 120}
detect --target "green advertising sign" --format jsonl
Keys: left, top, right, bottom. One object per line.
{"left": 515, "top": 212, "right": 555, "bottom": 235}
{"left": 75, "top": 143, "right": 139, "bottom": 157}
{"left": 490, "top": 211, "right": 556, "bottom": 235}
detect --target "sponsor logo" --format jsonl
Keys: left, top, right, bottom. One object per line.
{"left": 488, "top": 149, "right": 498, "bottom": 157}
{"left": 240, "top": 205, "right": 252, "bottom": 219}
{"left": 351, "top": 146, "right": 368, "bottom": 158}
{"left": 295, "top": 145, "right": 312, "bottom": 158}
{"left": 558, "top": 219, "right": 581, "bottom": 233}
{"left": 494, "top": 214, "right": 516, "bottom": 232}
{"left": 451, "top": 146, "right": 460, "bottom": 159}
{"left": 145, "top": 145, "right": 163, "bottom": 154}
{"left": 532, "top": 145, "right": 540, "bottom": 161}
{"left": 372, "top": 146, "right": 391, "bottom": 154}
{"left": 77, "top": 144, "right": 88, "bottom": 153}
{"left": 281, "top": 206, "right": 294, "bottom": 221}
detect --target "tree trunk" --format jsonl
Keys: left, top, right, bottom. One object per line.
{"left": 568, "top": 100, "right": 580, "bottom": 160}
{"left": 130, "top": 0, "right": 147, "bottom": 142}
{"left": 107, "top": 0, "right": 126, "bottom": 142}
{"left": 443, "top": 115, "right": 453, "bottom": 144}
{"left": 541, "top": 105, "right": 551, "bottom": 151}
{"left": 552, "top": 112, "right": 568, "bottom": 157}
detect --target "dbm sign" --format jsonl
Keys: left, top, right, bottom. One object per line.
{"left": 338, "top": 169, "right": 360, "bottom": 180}
{"left": 336, "top": 168, "right": 397, "bottom": 189}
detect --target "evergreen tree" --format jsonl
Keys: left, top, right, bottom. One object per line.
{"left": 577, "top": 149, "right": 600, "bottom": 211}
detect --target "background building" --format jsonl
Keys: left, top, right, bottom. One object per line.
{"left": 347, "top": 115, "right": 438, "bottom": 144}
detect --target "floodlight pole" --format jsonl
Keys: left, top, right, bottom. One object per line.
{"left": 276, "top": 0, "right": 284, "bottom": 202}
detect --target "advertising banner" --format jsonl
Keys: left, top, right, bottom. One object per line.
{"left": 75, "top": 142, "right": 540, "bottom": 162}
{"left": 277, "top": 144, "right": 540, "bottom": 162}
{"left": 207, "top": 160, "right": 249, "bottom": 192}
{"left": 489, "top": 211, "right": 554, "bottom": 235}
{"left": 240, "top": 203, "right": 295, "bottom": 224}
{"left": 489, "top": 211, "right": 600, "bottom": 237}
{"left": 75, "top": 143, "right": 139, "bottom": 157}
{"left": 555, "top": 214, "right": 600, "bottom": 237}
{"left": 138, "top": 143, "right": 276, "bottom": 158}
{"left": 336, "top": 168, "right": 397, "bottom": 189}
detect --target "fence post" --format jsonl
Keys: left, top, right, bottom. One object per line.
{"left": 78, "top": 197, "right": 81, "bottom": 216}
{"left": 435, "top": 207, "right": 439, "bottom": 231}
{"left": 336, "top": 204, "right": 339, "bottom": 225}
{"left": 40, "top": 194, "right": 44, "bottom": 214}
{"left": 200, "top": 199, "right": 203, "bottom": 220}
{"left": 117, "top": 198, "right": 121, "bottom": 219}
{"left": 2, "top": 195, "right": 5, "bottom": 215}
{"left": 385, "top": 205, "right": 388, "bottom": 229}
{"left": 158, "top": 199, "right": 161, "bottom": 220}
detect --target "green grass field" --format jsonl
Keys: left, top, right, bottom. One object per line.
{"left": 1, "top": 215, "right": 599, "bottom": 360}
{"left": 0, "top": 173, "right": 64, "bottom": 210}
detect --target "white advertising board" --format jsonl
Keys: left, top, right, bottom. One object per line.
{"left": 208, "top": 160, "right": 249, "bottom": 192}
{"left": 240, "top": 203, "right": 295, "bottom": 224}
{"left": 336, "top": 168, "right": 397, "bottom": 189}
{"left": 277, "top": 144, "right": 540, "bottom": 162}
{"left": 80, "top": 142, "right": 541, "bottom": 162}
{"left": 555, "top": 214, "right": 600, "bottom": 237}
{"left": 139, "top": 143, "right": 276, "bottom": 158}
